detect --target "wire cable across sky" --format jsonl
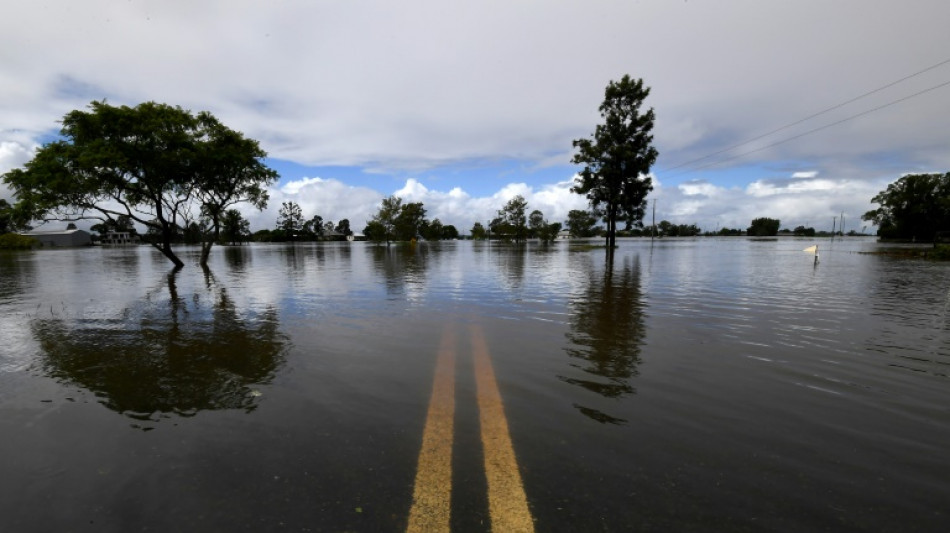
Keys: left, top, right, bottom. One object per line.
{"left": 663, "top": 56, "right": 950, "bottom": 177}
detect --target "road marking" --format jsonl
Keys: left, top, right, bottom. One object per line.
{"left": 407, "top": 326, "right": 456, "bottom": 533}
{"left": 471, "top": 324, "right": 535, "bottom": 533}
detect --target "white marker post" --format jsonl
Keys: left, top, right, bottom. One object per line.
{"left": 803, "top": 244, "right": 819, "bottom": 265}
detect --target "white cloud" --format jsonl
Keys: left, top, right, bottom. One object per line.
{"left": 1, "top": 1, "right": 946, "bottom": 232}
{"left": 0, "top": 141, "right": 36, "bottom": 201}
{"left": 2, "top": 1, "right": 947, "bottom": 176}
{"left": 252, "top": 176, "right": 590, "bottom": 234}
{"left": 678, "top": 181, "right": 721, "bottom": 197}
{"left": 654, "top": 172, "right": 887, "bottom": 231}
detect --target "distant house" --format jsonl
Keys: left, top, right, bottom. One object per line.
{"left": 100, "top": 231, "right": 139, "bottom": 246}
{"left": 557, "top": 229, "right": 572, "bottom": 240}
{"left": 22, "top": 228, "right": 92, "bottom": 247}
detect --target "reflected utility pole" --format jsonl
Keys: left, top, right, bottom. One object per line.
{"left": 651, "top": 199, "right": 656, "bottom": 242}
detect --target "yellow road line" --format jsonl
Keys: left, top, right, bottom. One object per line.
{"left": 471, "top": 324, "right": 535, "bottom": 533}
{"left": 407, "top": 326, "right": 457, "bottom": 533}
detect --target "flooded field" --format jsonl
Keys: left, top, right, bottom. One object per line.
{"left": 1, "top": 238, "right": 949, "bottom": 532}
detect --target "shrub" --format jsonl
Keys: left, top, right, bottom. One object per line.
{"left": 0, "top": 233, "right": 38, "bottom": 249}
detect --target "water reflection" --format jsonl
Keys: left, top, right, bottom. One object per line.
{"left": 865, "top": 260, "right": 950, "bottom": 376}
{"left": 491, "top": 243, "right": 527, "bottom": 293}
{"left": 31, "top": 269, "right": 287, "bottom": 427}
{"left": 223, "top": 244, "right": 252, "bottom": 272}
{"left": 562, "top": 255, "right": 646, "bottom": 424}
{"left": 0, "top": 251, "right": 36, "bottom": 303}
{"left": 369, "top": 244, "right": 429, "bottom": 301}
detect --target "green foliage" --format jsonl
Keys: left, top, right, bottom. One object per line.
{"left": 572, "top": 75, "right": 658, "bottom": 250}
{"left": 90, "top": 214, "right": 136, "bottom": 237}
{"left": 220, "top": 209, "right": 250, "bottom": 244}
{"left": 538, "top": 222, "right": 563, "bottom": 243}
{"left": 335, "top": 219, "right": 352, "bottom": 236}
{"left": 565, "top": 209, "right": 600, "bottom": 238}
{"left": 1, "top": 100, "right": 277, "bottom": 268}
{"left": 470, "top": 222, "right": 487, "bottom": 240}
{"left": 862, "top": 172, "right": 950, "bottom": 241}
{"left": 368, "top": 196, "right": 403, "bottom": 244}
{"left": 301, "top": 215, "right": 323, "bottom": 240}
{"left": 0, "top": 198, "right": 34, "bottom": 234}
{"left": 365, "top": 197, "right": 432, "bottom": 243}
{"left": 655, "top": 220, "right": 701, "bottom": 237}
{"left": 441, "top": 224, "right": 459, "bottom": 240}
{"left": 394, "top": 202, "right": 426, "bottom": 241}
{"left": 793, "top": 225, "right": 816, "bottom": 237}
{"left": 748, "top": 217, "right": 781, "bottom": 237}
{"left": 276, "top": 201, "right": 303, "bottom": 238}
{"left": 714, "top": 227, "right": 742, "bottom": 236}
{"left": 363, "top": 220, "right": 387, "bottom": 244}
{"left": 420, "top": 218, "right": 444, "bottom": 241}
{"left": 493, "top": 195, "right": 528, "bottom": 242}
{"left": 0, "top": 233, "right": 37, "bottom": 249}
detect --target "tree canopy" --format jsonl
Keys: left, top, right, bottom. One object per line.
{"left": 492, "top": 195, "right": 528, "bottom": 242}
{"left": 565, "top": 209, "right": 600, "bottom": 238}
{"left": 862, "top": 172, "right": 950, "bottom": 241}
{"left": 1, "top": 100, "right": 277, "bottom": 268}
{"left": 572, "top": 75, "right": 658, "bottom": 252}
{"left": 747, "top": 217, "right": 780, "bottom": 237}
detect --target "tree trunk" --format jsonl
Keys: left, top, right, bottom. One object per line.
{"left": 160, "top": 242, "right": 185, "bottom": 269}
{"left": 199, "top": 241, "right": 212, "bottom": 266}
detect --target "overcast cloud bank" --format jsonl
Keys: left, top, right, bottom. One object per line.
{"left": 2, "top": 1, "right": 948, "bottom": 233}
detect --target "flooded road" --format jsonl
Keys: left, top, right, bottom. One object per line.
{"left": 1, "top": 238, "right": 949, "bottom": 531}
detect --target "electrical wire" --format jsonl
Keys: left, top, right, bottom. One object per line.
{"left": 675, "top": 78, "right": 950, "bottom": 174}
{"left": 663, "top": 56, "right": 950, "bottom": 175}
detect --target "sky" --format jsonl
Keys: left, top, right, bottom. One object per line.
{"left": 2, "top": 0, "right": 949, "bottom": 235}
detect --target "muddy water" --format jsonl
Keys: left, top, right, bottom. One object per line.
{"left": 1, "top": 238, "right": 948, "bottom": 531}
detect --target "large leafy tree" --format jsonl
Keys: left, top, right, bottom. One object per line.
{"left": 220, "top": 209, "right": 251, "bottom": 245}
{"left": 394, "top": 202, "right": 426, "bottom": 241}
{"left": 192, "top": 112, "right": 276, "bottom": 263}
{"left": 367, "top": 196, "right": 403, "bottom": 245}
{"left": 572, "top": 75, "right": 658, "bottom": 252}
{"left": 334, "top": 218, "right": 352, "bottom": 237}
{"left": 747, "top": 217, "right": 780, "bottom": 237}
{"left": 494, "top": 195, "right": 528, "bottom": 242}
{"left": 470, "top": 221, "right": 487, "bottom": 240}
{"left": 862, "top": 172, "right": 950, "bottom": 241}
{"left": 565, "top": 209, "right": 600, "bottom": 238}
{"left": 1, "top": 101, "right": 277, "bottom": 268}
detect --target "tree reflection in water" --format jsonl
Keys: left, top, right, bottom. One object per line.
{"left": 31, "top": 268, "right": 286, "bottom": 427}
{"left": 370, "top": 244, "right": 429, "bottom": 300}
{"left": 562, "top": 255, "right": 645, "bottom": 424}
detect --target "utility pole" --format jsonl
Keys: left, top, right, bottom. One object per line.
{"left": 831, "top": 216, "right": 837, "bottom": 242}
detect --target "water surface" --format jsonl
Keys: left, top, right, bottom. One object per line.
{"left": 1, "top": 238, "right": 948, "bottom": 531}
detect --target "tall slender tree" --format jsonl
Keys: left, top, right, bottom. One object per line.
{"left": 572, "top": 76, "right": 658, "bottom": 253}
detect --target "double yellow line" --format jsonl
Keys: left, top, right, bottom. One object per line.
{"left": 406, "top": 324, "right": 535, "bottom": 533}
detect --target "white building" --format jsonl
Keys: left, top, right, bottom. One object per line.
{"left": 100, "top": 231, "right": 138, "bottom": 246}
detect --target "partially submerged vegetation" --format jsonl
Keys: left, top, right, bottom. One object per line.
{"left": 0, "top": 233, "right": 37, "bottom": 250}
{"left": 859, "top": 244, "right": 950, "bottom": 260}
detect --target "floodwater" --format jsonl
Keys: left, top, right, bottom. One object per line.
{"left": 1, "top": 238, "right": 948, "bottom": 532}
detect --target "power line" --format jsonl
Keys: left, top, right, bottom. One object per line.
{"left": 663, "top": 56, "right": 950, "bottom": 175}
{"left": 677, "top": 78, "right": 950, "bottom": 175}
